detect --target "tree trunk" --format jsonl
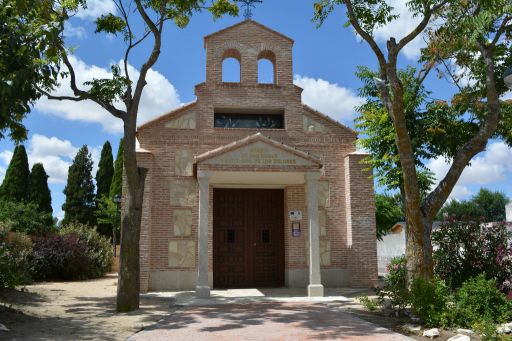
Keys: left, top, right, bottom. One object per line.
{"left": 116, "top": 116, "right": 147, "bottom": 312}
{"left": 405, "top": 216, "right": 434, "bottom": 281}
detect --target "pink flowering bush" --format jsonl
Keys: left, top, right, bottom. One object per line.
{"left": 433, "top": 219, "right": 512, "bottom": 293}
{"left": 378, "top": 255, "right": 410, "bottom": 311}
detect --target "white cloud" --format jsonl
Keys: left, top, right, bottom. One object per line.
{"left": 428, "top": 141, "right": 512, "bottom": 200}
{"left": 0, "top": 167, "right": 5, "bottom": 183}
{"left": 64, "top": 22, "right": 87, "bottom": 39}
{"left": 75, "top": 0, "right": 117, "bottom": 20}
{"left": 293, "top": 75, "right": 363, "bottom": 125}
{"left": 371, "top": 0, "right": 426, "bottom": 60}
{"left": 36, "top": 56, "right": 182, "bottom": 133}
{"left": 0, "top": 150, "right": 13, "bottom": 165}
{"left": 0, "top": 134, "right": 103, "bottom": 185}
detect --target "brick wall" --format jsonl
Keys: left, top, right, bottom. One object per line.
{"left": 344, "top": 153, "right": 378, "bottom": 287}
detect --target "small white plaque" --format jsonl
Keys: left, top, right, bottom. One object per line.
{"left": 289, "top": 210, "right": 302, "bottom": 221}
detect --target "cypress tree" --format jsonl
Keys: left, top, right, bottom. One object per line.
{"left": 95, "top": 141, "right": 114, "bottom": 236}
{"left": 0, "top": 144, "right": 30, "bottom": 202}
{"left": 28, "top": 163, "right": 53, "bottom": 216}
{"left": 96, "top": 141, "right": 114, "bottom": 198}
{"left": 62, "top": 145, "right": 96, "bottom": 226}
{"left": 109, "top": 138, "right": 124, "bottom": 199}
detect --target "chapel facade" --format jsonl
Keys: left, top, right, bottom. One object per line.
{"left": 135, "top": 20, "right": 377, "bottom": 297}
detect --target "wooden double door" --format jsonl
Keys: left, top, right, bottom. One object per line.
{"left": 213, "top": 189, "right": 285, "bottom": 288}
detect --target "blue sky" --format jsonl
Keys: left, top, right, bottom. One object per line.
{"left": 1, "top": 0, "right": 511, "bottom": 221}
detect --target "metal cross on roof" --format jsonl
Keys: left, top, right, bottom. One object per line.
{"left": 235, "top": 0, "right": 263, "bottom": 19}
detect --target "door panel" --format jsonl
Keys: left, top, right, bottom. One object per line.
{"left": 213, "top": 189, "right": 284, "bottom": 288}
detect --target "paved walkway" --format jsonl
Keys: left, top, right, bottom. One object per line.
{"left": 129, "top": 290, "right": 414, "bottom": 341}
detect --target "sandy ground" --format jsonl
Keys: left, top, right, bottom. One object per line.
{"left": 0, "top": 275, "right": 479, "bottom": 341}
{"left": 0, "top": 273, "right": 172, "bottom": 341}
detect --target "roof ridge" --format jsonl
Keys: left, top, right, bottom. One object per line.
{"left": 203, "top": 19, "right": 294, "bottom": 47}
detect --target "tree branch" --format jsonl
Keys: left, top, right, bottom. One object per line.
{"left": 490, "top": 16, "right": 511, "bottom": 47}
{"left": 423, "top": 43, "right": 503, "bottom": 219}
{"left": 132, "top": 0, "right": 164, "bottom": 110}
{"left": 342, "top": 0, "right": 387, "bottom": 71}
{"left": 58, "top": 50, "right": 125, "bottom": 119}
{"left": 396, "top": 1, "right": 448, "bottom": 54}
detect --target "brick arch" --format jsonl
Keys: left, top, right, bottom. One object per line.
{"left": 257, "top": 50, "right": 277, "bottom": 84}
{"left": 221, "top": 49, "right": 242, "bottom": 82}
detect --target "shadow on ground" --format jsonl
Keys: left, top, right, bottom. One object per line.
{"left": 130, "top": 301, "right": 412, "bottom": 341}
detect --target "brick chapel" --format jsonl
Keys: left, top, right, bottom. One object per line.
{"left": 135, "top": 19, "right": 378, "bottom": 297}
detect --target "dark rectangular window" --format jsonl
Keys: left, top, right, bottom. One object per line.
{"left": 226, "top": 229, "right": 235, "bottom": 243}
{"left": 261, "top": 229, "right": 270, "bottom": 243}
{"left": 214, "top": 109, "right": 284, "bottom": 129}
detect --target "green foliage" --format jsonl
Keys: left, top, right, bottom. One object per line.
{"left": 0, "top": 201, "right": 54, "bottom": 235}
{"left": 410, "top": 277, "right": 451, "bottom": 327}
{"left": 84, "top": 65, "right": 130, "bottom": 105}
{"left": 95, "top": 195, "right": 120, "bottom": 239}
{"left": 433, "top": 219, "right": 512, "bottom": 292}
{"left": 28, "top": 163, "right": 53, "bottom": 224}
{"left": 95, "top": 14, "right": 127, "bottom": 36}
{"left": 377, "top": 255, "right": 409, "bottom": 311}
{"left": 0, "top": 145, "right": 30, "bottom": 202}
{"left": 96, "top": 141, "right": 114, "bottom": 236}
{"left": 313, "top": 0, "right": 400, "bottom": 30}
{"left": 452, "top": 275, "right": 512, "bottom": 329}
{"left": 358, "top": 294, "right": 379, "bottom": 311}
{"left": 96, "top": 141, "right": 114, "bottom": 199}
{"left": 472, "top": 319, "right": 502, "bottom": 341}
{"left": 355, "top": 66, "right": 442, "bottom": 197}
{"left": 0, "top": 0, "right": 68, "bottom": 142}
{"left": 375, "top": 193, "right": 403, "bottom": 240}
{"left": 59, "top": 223, "right": 113, "bottom": 278}
{"left": 422, "top": 0, "right": 512, "bottom": 145}
{"left": 62, "top": 145, "right": 96, "bottom": 227}
{"left": 109, "top": 138, "right": 124, "bottom": 199}
{"left": 440, "top": 189, "right": 509, "bottom": 222}
{"left": 0, "top": 226, "right": 32, "bottom": 289}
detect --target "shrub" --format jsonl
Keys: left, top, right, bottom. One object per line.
{"left": 31, "top": 233, "right": 90, "bottom": 280}
{"left": 377, "top": 255, "right": 409, "bottom": 311}
{"left": 0, "top": 226, "right": 33, "bottom": 289}
{"left": 358, "top": 295, "right": 379, "bottom": 311}
{"left": 410, "top": 277, "right": 451, "bottom": 327}
{"left": 59, "top": 223, "right": 113, "bottom": 278}
{"left": 31, "top": 223, "right": 113, "bottom": 281}
{"left": 433, "top": 219, "right": 512, "bottom": 292}
{"left": 0, "top": 200, "right": 54, "bottom": 235}
{"left": 451, "top": 274, "right": 512, "bottom": 328}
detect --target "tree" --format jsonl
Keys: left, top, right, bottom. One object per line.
{"left": 96, "top": 141, "right": 114, "bottom": 237}
{"left": 0, "top": 200, "right": 53, "bottom": 235}
{"left": 0, "top": 0, "right": 63, "bottom": 142}
{"left": 28, "top": 163, "right": 53, "bottom": 225}
{"left": 439, "top": 188, "right": 509, "bottom": 222}
{"left": 95, "top": 195, "right": 121, "bottom": 255}
{"left": 375, "top": 193, "right": 403, "bottom": 240}
{"left": 314, "top": 0, "right": 512, "bottom": 280}
{"left": 0, "top": 145, "right": 30, "bottom": 202}
{"left": 110, "top": 138, "right": 124, "bottom": 200}
{"left": 62, "top": 145, "right": 96, "bottom": 227}
{"left": 96, "top": 141, "right": 114, "bottom": 198}
{"left": 9, "top": 0, "right": 240, "bottom": 311}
